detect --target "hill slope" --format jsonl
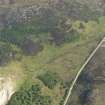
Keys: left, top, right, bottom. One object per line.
{"left": 0, "top": 0, "right": 105, "bottom": 105}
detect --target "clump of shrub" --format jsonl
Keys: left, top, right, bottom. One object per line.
{"left": 0, "top": 44, "right": 11, "bottom": 65}
{"left": 0, "top": 43, "right": 22, "bottom": 66}
{"left": 38, "top": 71, "right": 60, "bottom": 89}
{"left": 21, "top": 39, "right": 43, "bottom": 56}
{"left": 7, "top": 84, "right": 52, "bottom": 105}
{"left": 35, "top": 95, "right": 52, "bottom": 105}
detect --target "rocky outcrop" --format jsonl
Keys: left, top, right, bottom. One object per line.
{"left": 0, "top": 77, "right": 15, "bottom": 105}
